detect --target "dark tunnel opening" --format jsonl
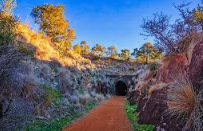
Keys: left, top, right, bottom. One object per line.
{"left": 115, "top": 81, "right": 127, "bottom": 96}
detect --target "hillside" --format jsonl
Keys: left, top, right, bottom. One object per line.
{"left": 0, "top": 22, "right": 138, "bottom": 131}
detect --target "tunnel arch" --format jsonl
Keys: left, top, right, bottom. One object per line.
{"left": 115, "top": 81, "right": 127, "bottom": 96}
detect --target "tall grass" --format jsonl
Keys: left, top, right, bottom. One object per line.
{"left": 167, "top": 77, "right": 203, "bottom": 131}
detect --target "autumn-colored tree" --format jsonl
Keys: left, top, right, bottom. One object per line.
{"left": 91, "top": 44, "right": 106, "bottom": 58}
{"left": 31, "top": 4, "right": 75, "bottom": 54}
{"left": 107, "top": 46, "right": 118, "bottom": 59}
{"left": 193, "top": 2, "right": 203, "bottom": 29}
{"left": 0, "top": 0, "right": 16, "bottom": 14}
{"left": 73, "top": 44, "right": 81, "bottom": 54}
{"left": 120, "top": 49, "right": 131, "bottom": 61}
{"left": 136, "top": 42, "right": 163, "bottom": 64}
{"left": 80, "top": 40, "right": 89, "bottom": 55}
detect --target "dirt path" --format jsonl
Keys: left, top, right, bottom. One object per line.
{"left": 63, "top": 97, "right": 132, "bottom": 131}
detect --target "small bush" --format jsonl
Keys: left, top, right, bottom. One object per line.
{"left": 42, "top": 85, "right": 62, "bottom": 106}
{"left": 43, "top": 85, "right": 62, "bottom": 99}
{"left": 167, "top": 78, "right": 202, "bottom": 130}
{"left": 85, "top": 100, "right": 97, "bottom": 112}
{"left": 148, "top": 62, "right": 158, "bottom": 71}
{"left": 24, "top": 117, "right": 70, "bottom": 131}
{"left": 18, "top": 45, "right": 34, "bottom": 56}
{"left": 125, "top": 100, "right": 154, "bottom": 131}
{"left": 0, "top": 12, "right": 17, "bottom": 47}
{"left": 167, "top": 83, "right": 195, "bottom": 120}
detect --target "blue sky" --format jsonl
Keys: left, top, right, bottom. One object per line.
{"left": 14, "top": 0, "right": 199, "bottom": 52}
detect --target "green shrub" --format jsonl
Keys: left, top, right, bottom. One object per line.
{"left": 78, "top": 86, "right": 85, "bottom": 95}
{"left": 125, "top": 100, "right": 154, "bottom": 131}
{"left": 18, "top": 45, "right": 34, "bottom": 56}
{"left": 148, "top": 62, "right": 158, "bottom": 71}
{"left": 43, "top": 85, "right": 62, "bottom": 99}
{"left": 42, "top": 85, "right": 62, "bottom": 107}
{"left": 85, "top": 100, "right": 97, "bottom": 112}
{"left": 24, "top": 117, "right": 70, "bottom": 131}
{"left": 50, "top": 65, "right": 58, "bottom": 73}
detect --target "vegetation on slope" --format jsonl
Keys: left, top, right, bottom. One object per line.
{"left": 125, "top": 100, "right": 154, "bottom": 131}
{"left": 24, "top": 100, "right": 97, "bottom": 131}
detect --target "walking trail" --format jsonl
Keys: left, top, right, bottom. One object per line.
{"left": 63, "top": 97, "right": 132, "bottom": 131}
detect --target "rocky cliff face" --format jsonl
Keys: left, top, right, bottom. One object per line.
{"left": 128, "top": 38, "right": 203, "bottom": 131}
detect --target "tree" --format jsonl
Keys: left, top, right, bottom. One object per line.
{"left": 80, "top": 40, "right": 89, "bottom": 55}
{"left": 136, "top": 42, "right": 163, "bottom": 64}
{"left": 141, "top": 2, "right": 202, "bottom": 53}
{"left": 107, "top": 46, "right": 118, "bottom": 59}
{"left": 141, "top": 13, "right": 176, "bottom": 53}
{"left": 73, "top": 44, "right": 81, "bottom": 54}
{"left": 91, "top": 44, "right": 106, "bottom": 58}
{"left": 31, "top": 4, "right": 75, "bottom": 54}
{"left": 193, "top": 1, "right": 203, "bottom": 29}
{"left": 120, "top": 49, "right": 130, "bottom": 61}
{"left": 0, "top": 0, "right": 16, "bottom": 14}
{"left": 131, "top": 48, "right": 139, "bottom": 58}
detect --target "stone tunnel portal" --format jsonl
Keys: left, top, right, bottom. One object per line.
{"left": 115, "top": 81, "right": 127, "bottom": 96}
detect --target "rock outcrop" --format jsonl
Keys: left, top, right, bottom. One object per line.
{"left": 189, "top": 41, "right": 203, "bottom": 90}
{"left": 156, "top": 53, "right": 189, "bottom": 83}
{"left": 137, "top": 88, "right": 182, "bottom": 131}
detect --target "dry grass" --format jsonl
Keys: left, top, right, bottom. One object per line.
{"left": 148, "top": 82, "right": 167, "bottom": 95}
{"left": 167, "top": 77, "right": 203, "bottom": 131}
{"left": 15, "top": 24, "right": 94, "bottom": 69}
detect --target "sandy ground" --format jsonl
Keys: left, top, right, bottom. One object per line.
{"left": 63, "top": 97, "right": 132, "bottom": 131}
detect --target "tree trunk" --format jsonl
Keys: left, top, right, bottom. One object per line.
{"left": 145, "top": 53, "right": 149, "bottom": 64}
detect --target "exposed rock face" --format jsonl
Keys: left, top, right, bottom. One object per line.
{"left": 128, "top": 40, "right": 203, "bottom": 131}
{"left": 156, "top": 53, "right": 188, "bottom": 82}
{"left": 189, "top": 41, "right": 203, "bottom": 89}
{"left": 127, "top": 90, "right": 141, "bottom": 105}
{"left": 137, "top": 88, "right": 182, "bottom": 131}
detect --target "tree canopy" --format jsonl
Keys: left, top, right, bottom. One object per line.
{"left": 80, "top": 41, "right": 90, "bottom": 55}
{"left": 31, "top": 4, "right": 75, "bottom": 54}
{"left": 73, "top": 44, "right": 81, "bottom": 54}
{"left": 120, "top": 49, "right": 131, "bottom": 61}
{"left": 91, "top": 44, "right": 106, "bottom": 58}
{"left": 141, "top": 2, "right": 203, "bottom": 53}
{"left": 107, "top": 46, "right": 118, "bottom": 59}
{"left": 0, "top": 0, "right": 16, "bottom": 14}
{"left": 136, "top": 42, "right": 163, "bottom": 64}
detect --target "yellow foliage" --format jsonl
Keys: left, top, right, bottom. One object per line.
{"left": 194, "top": 10, "right": 203, "bottom": 21}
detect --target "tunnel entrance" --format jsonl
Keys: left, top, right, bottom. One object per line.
{"left": 115, "top": 81, "right": 127, "bottom": 96}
